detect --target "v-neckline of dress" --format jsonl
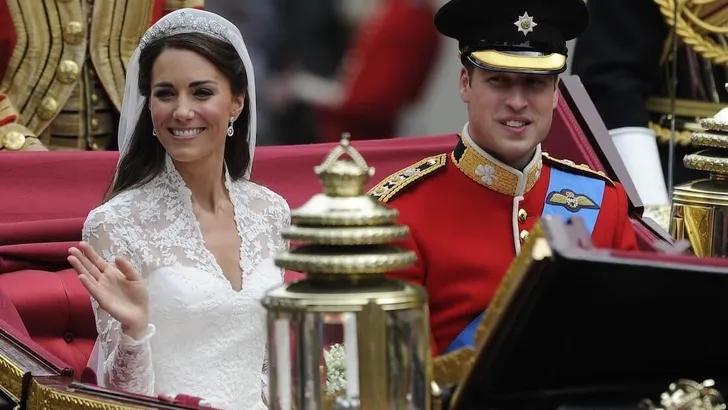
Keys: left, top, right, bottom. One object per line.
{"left": 164, "top": 155, "right": 248, "bottom": 294}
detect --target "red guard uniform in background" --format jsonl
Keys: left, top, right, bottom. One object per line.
{"left": 315, "top": 0, "right": 441, "bottom": 143}
{"left": 369, "top": 126, "right": 638, "bottom": 357}
{"left": 0, "top": 0, "right": 203, "bottom": 151}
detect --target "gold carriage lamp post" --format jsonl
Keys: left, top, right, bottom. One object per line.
{"left": 670, "top": 105, "right": 728, "bottom": 257}
{"left": 261, "top": 133, "right": 432, "bottom": 410}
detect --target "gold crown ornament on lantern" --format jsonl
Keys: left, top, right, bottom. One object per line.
{"left": 261, "top": 133, "right": 434, "bottom": 410}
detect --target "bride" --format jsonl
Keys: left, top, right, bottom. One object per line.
{"left": 67, "top": 9, "right": 289, "bottom": 410}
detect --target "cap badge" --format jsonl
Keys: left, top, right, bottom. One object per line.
{"left": 514, "top": 12, "right": 537, "bottom": 36}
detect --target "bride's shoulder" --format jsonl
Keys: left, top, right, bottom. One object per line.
{"left": 83, "top": 189, "right": 142, "bottom": 233}
{"left": 236, "top": 180, "right": 291, "bottom": 217}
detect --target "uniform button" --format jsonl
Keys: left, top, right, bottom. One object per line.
{"left": 57, "top": 60, "right": 80, "bottom": 84}
{"left": 520, "top": 230, "right": 530, "bottom": 243}
{"left": 2, "top": 131, "right": 25, "bottom": 150}
{"left": 518, "top": 209, "right": 528, "bottom": 223}
{"left": 90, "top": 118, "right": 99, "bottom": 130}
{"left": 91, "top": 93, "right": 99, "bottom": 104}
{"left": 38, "top": 97, "right": 59, "bottom": 120}
{"left": 63, "top": 21, "right": 84, "bottom": 45}
{"left": 63, "top": 332, "right": 75, "bottom": 343}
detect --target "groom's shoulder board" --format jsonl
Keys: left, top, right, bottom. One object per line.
{"left": 542, "top": 152, "right": 615, "bottom": 186}
{"left": 368, "top": 154, "right": 448, "bottom": 203}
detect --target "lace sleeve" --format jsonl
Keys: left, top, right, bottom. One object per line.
{"left": 83, "top": 210, "right": 156, "bottom": 396}
{"left": 262, "top": 197, "right": 291, "bottom": 404}
{"left": 275, "top": 199, "right": 291, "bottom": 275}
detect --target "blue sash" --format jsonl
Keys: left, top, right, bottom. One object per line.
{"left": 442, "top": 168, "right": 605, "bottom": 354}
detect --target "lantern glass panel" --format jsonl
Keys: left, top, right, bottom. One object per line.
{"left": 267, "top": 304, "right": 429, "bottom": 410}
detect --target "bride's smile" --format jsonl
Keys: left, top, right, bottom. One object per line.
{"left": 170, "top": 127, "right": 206, "bottom": 139}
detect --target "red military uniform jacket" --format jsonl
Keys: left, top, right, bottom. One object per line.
{"left": 369, "top": 129, "right": 638, "bottom": 356}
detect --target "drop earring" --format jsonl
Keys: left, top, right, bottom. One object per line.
{"left": 227, "top": 117, "right": 235, "bottom": 137}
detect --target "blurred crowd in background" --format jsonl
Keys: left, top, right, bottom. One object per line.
{"left": 205, "top": 0, "right": 456, "bottom": 146}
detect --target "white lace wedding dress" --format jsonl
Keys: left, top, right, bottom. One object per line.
{"left": 82, "top": 155, "right": 290, "bottom": 410}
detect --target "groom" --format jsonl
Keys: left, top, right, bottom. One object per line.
{"left": 370, "top": 0, "right": 639, "bottom": 357}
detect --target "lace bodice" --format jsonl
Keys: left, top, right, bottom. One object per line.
{"left": 82, "top": 155, "right": 290, "bottom": 410}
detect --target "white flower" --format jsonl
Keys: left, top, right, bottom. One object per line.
{"left": 643, "top": 204, "right": 671, "bottom": 232}
{"left": 475, "top": 164, "right": 497, "bottom": 185}
{"left": 324, "top": 343, "right": 347, "bottom": 394}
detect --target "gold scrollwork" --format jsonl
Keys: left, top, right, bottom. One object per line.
{"left": 26, "top": 379, "right": 148, "bottom": 410}
{"left": 0, "top": 354, "right": 24, "bottom": 402}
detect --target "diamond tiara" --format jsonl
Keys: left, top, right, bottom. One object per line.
{"left": 139, "top": 11, "right": 238, "bottom": 50}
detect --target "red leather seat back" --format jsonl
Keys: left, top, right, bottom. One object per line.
{"left": 0, "top": 287, "right": 29, "bottom": 337}
{"left": 0, "top": 269, "right": 96, "bottom": 374}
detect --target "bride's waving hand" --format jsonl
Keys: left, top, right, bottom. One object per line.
{"left": 68, "top": 242, "right": 149, "bottom": 340}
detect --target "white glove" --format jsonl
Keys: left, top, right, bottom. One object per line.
{"left": 610, "top": 126, "right": 670, "bottom": 206}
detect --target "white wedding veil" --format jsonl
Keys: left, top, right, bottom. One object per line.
{"left": 116, "top": 8, "right": 257, "bottom": 178}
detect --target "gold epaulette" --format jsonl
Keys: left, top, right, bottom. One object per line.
{"left": 542, "top": 152, "right": 615, "bottom": 186}
{"left": 368, "top": 154, "right": 448, "bottom": 203}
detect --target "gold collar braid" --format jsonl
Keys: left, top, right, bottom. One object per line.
{"left": 452, "top": 124, "right": 542, "bottom": 196}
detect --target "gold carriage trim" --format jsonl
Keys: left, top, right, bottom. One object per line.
{"left": 542, "top": 153, "right": 615, "bottom": 186}
{"left": 368, "top": 154, "right": 448, "bottom": 203}
{"left": 26, "top": 378, "right": 150, "bottom": 410}
{"left": 0, "top": 353, "right": 25, "bottom": 402}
